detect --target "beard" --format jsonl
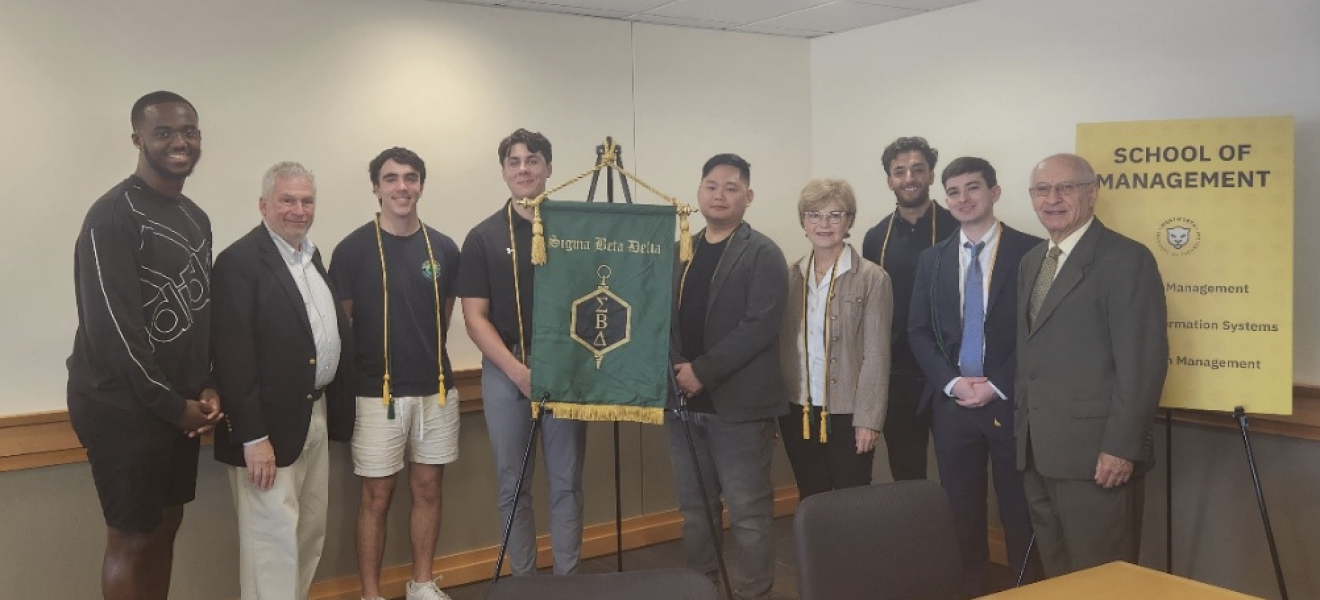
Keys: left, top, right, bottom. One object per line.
{"left": 894, "top": 188, "right": 930, "bottom": 209}
{"left": 144, "top": 145, "right": 201, "bottom": 181}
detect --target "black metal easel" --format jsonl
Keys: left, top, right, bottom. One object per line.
{"left": 493, "top": 394, "right": 551, "bottom": 581}
{"left": 1233, "top": 406, "right": 1289, "bottom": 600}
{"left": 583, "top": 137, "right": 634, "bottom": 573}
{"left": 1162, "top": 406, "right": 1289, "bottom": 600}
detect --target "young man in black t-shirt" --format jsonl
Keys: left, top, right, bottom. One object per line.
{"left": 329, "top": 147, "right": 460, "bottom": 600}
{"left": 454, "top": 129, "right": 587, "bottom": 576}
{"left": 67, "top": 91, "right": 223, "bottom": 600}
{"left": 859, "top": 136, "right": 960, "bottom": 481}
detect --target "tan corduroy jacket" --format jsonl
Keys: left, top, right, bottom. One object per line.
{"left": 779, "top": 245, "right": 893, "bottom": 432}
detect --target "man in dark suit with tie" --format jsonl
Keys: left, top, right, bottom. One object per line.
{"left": 1015, "top": 153, "right": 1168, "bottom": 577}
{"left": 212, "top": 161, "right": 355, "bottom": 599}
{"left": 909, "top": 157, "right": 1040, "bottom": 596}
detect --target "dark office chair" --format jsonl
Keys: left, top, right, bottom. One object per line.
{"left": 794, "top": 480, "right": 963, "bottom": 600}
{"left": 482, "top": 568, "right": 719, "bottom": 600}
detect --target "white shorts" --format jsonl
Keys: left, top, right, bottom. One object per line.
{"left": 352, "top": 388, "right": 460, "bottom": 477}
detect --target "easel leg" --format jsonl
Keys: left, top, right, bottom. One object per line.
{"left": 675, "top": 408, "right": 735, "bottom": 600}
{"left": 1233, "top": 406, "right": 1289, "bottom": 600}
{"left": 493, "top": 396, "right": 547, "bottom": 582}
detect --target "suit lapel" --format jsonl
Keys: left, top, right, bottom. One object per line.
{"left": 1030, "top": 222, "right": 1101, "bottom": 335}
{"left": 707, "top": 223, "right": 749, "bottom": 307}
{"left": 936, "top": 239, "right": 962, "bottom": 350}
{"left": 258, "top": 228, "right": 314, "bottom": 337}
{"left": 986, "top": 226, "right": 1018, "bottom": 314}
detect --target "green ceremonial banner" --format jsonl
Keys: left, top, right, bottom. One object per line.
{"left": 530, "top": 201, "right": 675, "bottom": 424}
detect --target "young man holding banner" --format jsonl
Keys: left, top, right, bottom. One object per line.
{"left": 668, "top": 153, "right": 788, "bottom": 600}
{"left": 456, "top": 129, "right": 587, "bottom": 576}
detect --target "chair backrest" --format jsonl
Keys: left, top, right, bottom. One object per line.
{"left": 794, "top": 480, "right": 963, "bottom": 600}
{"left": 482, "top": 568, "right": 719, "bottom": 600}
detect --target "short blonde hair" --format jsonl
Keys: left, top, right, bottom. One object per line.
{"left": 797, "top": 178, "right": 857, "bottom": 230}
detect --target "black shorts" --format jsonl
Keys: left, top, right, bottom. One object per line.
{"left": 68, "top": 393, "right": 200, "bottom": 533}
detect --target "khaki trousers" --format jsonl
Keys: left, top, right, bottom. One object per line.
{"left": 228, "top": 400, "right": 329, "bottom": 600}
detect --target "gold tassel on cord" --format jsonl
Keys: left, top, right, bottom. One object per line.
{"left": 678, "top": 207, "right": 694, "bottom": 263}
{"left": 437, "top": 375, "right": 446, "bottom": 407}
{"left": 801, "top": 403, "right": 811, "bottom": 440}
{"left": 383, "top": 375, "right": 394, "bottom": 419}
{"left": 820, "top": 409, "right": 829, "bottom": 443}
{"left": 531, "top": 203, "right": 547, "bottom": 266}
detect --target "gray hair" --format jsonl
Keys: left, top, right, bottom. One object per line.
{"left": 261, "top": 161, "right": 316, "bottom": 199}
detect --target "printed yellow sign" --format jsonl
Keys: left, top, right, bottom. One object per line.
{"left": 1078, "top": 117, "right": 1294, "bottom": 414}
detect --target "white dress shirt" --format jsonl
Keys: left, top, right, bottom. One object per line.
{"left": 803, "top": 248, "right": 852, "bottom": 407}
{"left": 246, "top": 225, "right": 342, "bottom": 446}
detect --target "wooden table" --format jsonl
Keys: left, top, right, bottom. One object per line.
{"left": 980, "top": 562, "right": 1267, "bottom": 599}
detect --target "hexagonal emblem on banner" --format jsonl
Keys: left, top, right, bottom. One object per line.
{"left": 571, "top": 265, "right": 632, "bottom": 368}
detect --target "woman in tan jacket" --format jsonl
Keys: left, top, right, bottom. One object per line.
{"left": 779, "top": 178, "right": 893, "bottom": 499}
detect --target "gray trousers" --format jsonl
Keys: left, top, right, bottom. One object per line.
{"left": 666, "top": 411, "right": 776, "bottom": 600}
{"left": 482, "top": 357, "right": 587, "bottom": 575}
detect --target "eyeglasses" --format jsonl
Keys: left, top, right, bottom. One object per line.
{"left": 1029, "top": 180, "right": 1095, "bottom": 199}
{"left": 803, "top": 211, "right": 852, "bottom": 224}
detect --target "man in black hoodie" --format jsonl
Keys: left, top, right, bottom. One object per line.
{"left": 67, "top": 91, "right": 223, "bottom": 600}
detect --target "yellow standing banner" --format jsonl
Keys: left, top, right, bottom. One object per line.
{"left": 1077, "top": 117, "right": 1294, "bottom": 414}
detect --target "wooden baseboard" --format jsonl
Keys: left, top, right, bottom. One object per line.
{"left": 306, "top": 487, "right": 802, "bottom": 600}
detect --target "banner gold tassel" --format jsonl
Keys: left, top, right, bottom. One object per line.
{"left": 678, "top": 208, "right": 694, "bottom": 263}
{"left": 531, "top": 203, "right": 547, "bottom": 265}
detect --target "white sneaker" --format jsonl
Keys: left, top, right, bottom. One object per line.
{"left": 406, "top": 578, "right": 453, "bottom": 600}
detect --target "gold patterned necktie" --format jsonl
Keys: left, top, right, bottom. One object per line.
{"left": 1029, "top": 246, "right": 1063, "bottom": 324}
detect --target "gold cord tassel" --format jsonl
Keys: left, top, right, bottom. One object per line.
{"left": 820, "top": 409, "right": 829, "bottom": 443}
{"left": 802, "top": 403, "right": 811, "bottom": 440}
{"left": 437, "top": 375, "right": 446, "bottom": 407}
{"left": 383, "top": 375, "right": 394, "bottom": 419}
{"left": 678, "top": 208, "right": 694, "bottom": 263}
{"left": 531, "top": 203, "right": 547, "bottom": 265}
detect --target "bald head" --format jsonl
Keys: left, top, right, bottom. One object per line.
{"left": 1030, "top": 153, "right": 1100, "bottom": 243}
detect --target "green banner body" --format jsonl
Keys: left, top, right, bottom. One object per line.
{"left": 530, "top": 201, "right": 674, "bottom": 424}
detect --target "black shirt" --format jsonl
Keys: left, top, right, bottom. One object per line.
{"left": 453, "top": 201, "right": 536, "bottom": 356}
{"left": 861, "top": 203, "right": 959, "bottom": 376}
{"left": 329, "top": 221, "right": 460, "bottom": 397}
{"left": 677, "top": 235, "right": 730, "bottom": 413}
{"left": 67, "top": 175, "right": 212, "bottom": 424}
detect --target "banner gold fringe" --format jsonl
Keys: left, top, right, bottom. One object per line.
{"left": 532, "top": 401, "right": 665, "bottom": 425}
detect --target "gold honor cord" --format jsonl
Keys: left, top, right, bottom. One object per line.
{"left": 801, "top": 250, "right": 842, "bottom": 443}
{"left": 507, "top": 201, "right": 528, "bottom": 366}
{"left": 515, "top": 139, "right": 695, "bottom": 266}
{"left": 373, "top": 214, "right": 447, "bottom": 420}
{"left": 877, "top": 200, "right": 938, "bottom": 268}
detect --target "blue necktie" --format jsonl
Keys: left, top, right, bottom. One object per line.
{"left": 959, "top": 241, "right": 986, "bottom": 377}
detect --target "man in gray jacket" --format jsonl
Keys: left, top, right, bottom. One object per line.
{"left": 668, "top": 153, "right": 789, "bottom": 600}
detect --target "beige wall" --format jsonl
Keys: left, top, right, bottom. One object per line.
{"left": 0, "top": 0, "right": 812, "bottom": 416}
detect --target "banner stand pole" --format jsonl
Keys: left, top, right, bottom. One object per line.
{"left": 584, "top": 136, "right": 634, "bottom": 572}
{"left": 1165, "top": 408, "right": 1174, "bottom": 574}
{"left": 1233, "top": 406, "right": 1289, "bottom": 600}
{"left": 667, "top": 368, "right": 734, "bottom": 600}
{"left": 492, "top": 394, "right": 549, "bottom": 583}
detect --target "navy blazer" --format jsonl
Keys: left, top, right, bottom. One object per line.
{"left": 212, "top": 224, "right": 356, "bottom": 468}
{"left": 908, "top": 223, "right": 1043, "bottom": 415}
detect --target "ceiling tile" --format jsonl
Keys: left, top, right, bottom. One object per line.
{"left": 631, "top": 13, "right": 739, "bottom": 31}
{"left": 732, "top": 23, "right": 831, "bottom": 38}
{"left": 529, "top": 0, "right": 677, "bottom": 14}
{"left": 645, "top": 0, "right": 830, "bottom": 25}
{"left": 750, "top": 1, "right": 920, "bottom": 34}
{"left": 502, "top": 0, "right": 637, "bottom": 18}
{"left": 849, "top": 0, "right": 972, "bottom": 9}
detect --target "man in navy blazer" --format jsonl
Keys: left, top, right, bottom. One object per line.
{"left": 909, "top": 157, "right": 1040, "bottom": 596}
{"left": 212, "top": 162, "right": 354, "bottom": 600}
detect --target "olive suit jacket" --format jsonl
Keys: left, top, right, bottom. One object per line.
{"left": 1014, "top": 219, "right": 1168, "bottom": 479}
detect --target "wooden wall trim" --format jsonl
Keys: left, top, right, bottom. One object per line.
{"left": 0, "top": 369, "right": 484, "bottom": 473}
{"left": 5, "top": 378, "right": 1320, "bottom": 473}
